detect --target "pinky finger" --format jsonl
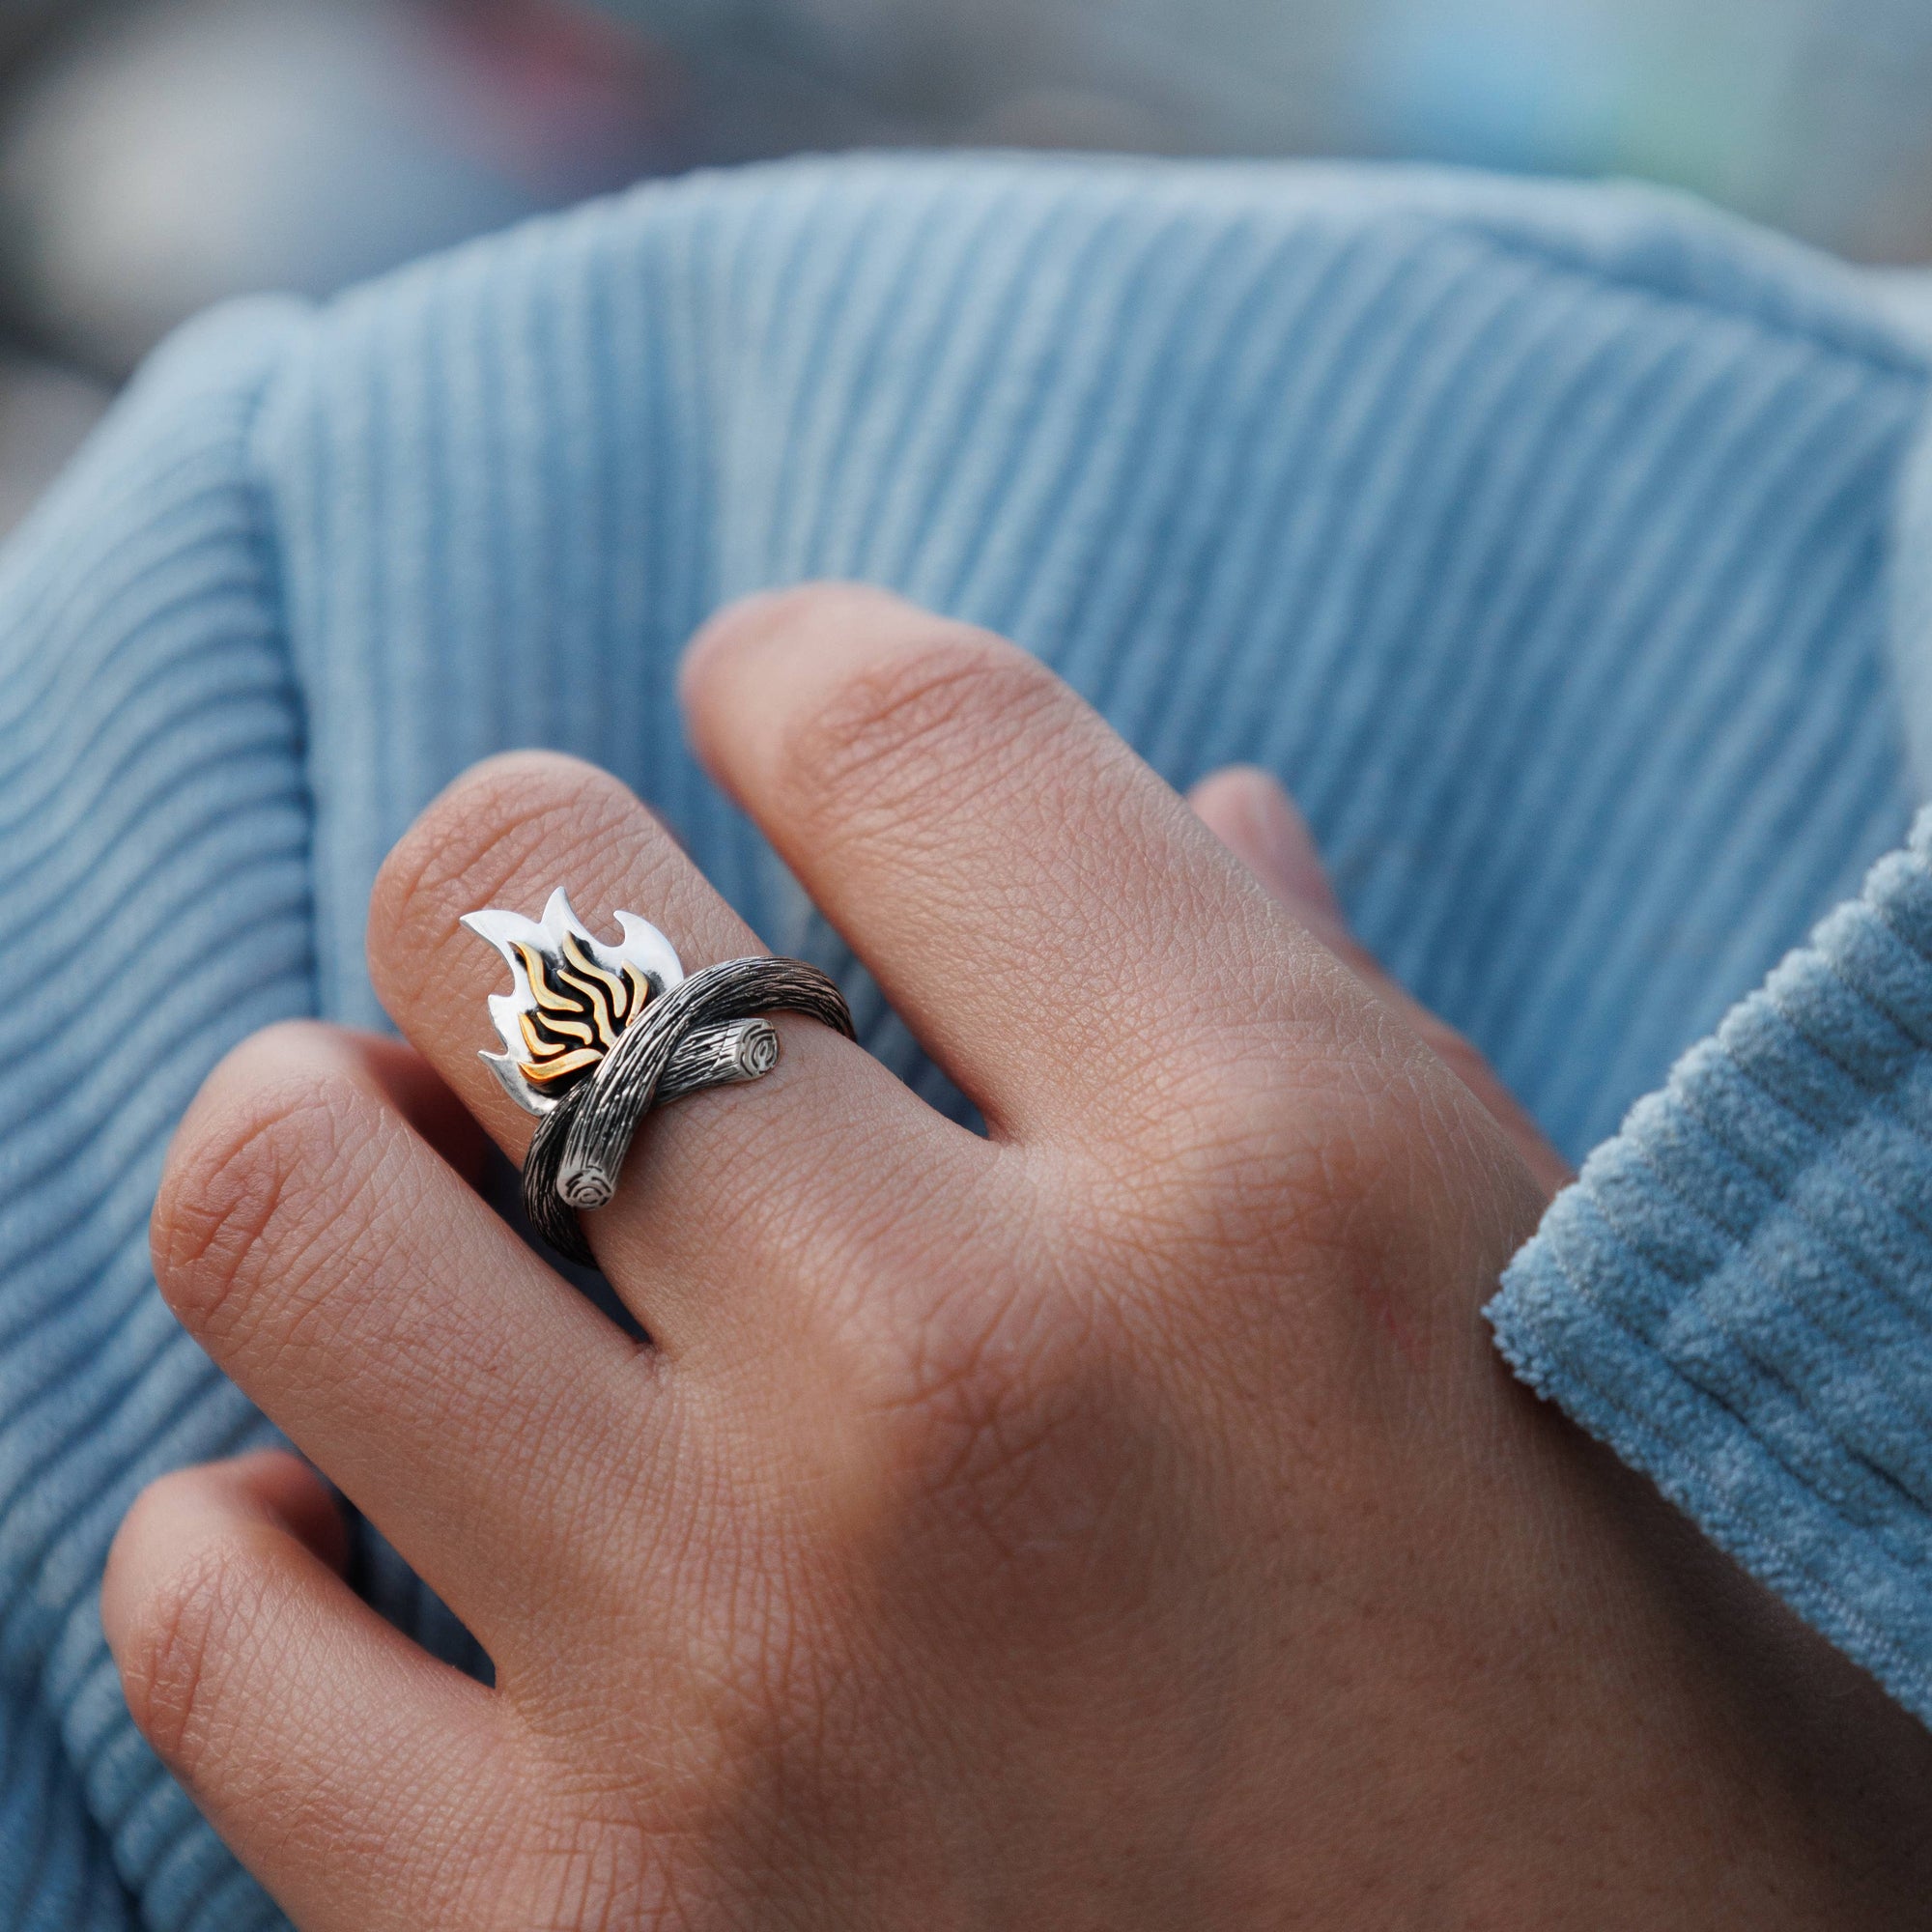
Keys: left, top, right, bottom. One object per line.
{"left": 102, "top": 1452, "right": 513, "bottom": 1930}
{"left": 1188, "top": 767, "right": 1574, "bottom": 1200}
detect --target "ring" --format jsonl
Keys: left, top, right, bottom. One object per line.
{"left": 465, "top": 889, "right": 854, "bottom": 1264}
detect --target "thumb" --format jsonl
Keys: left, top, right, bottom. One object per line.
{"left": 1188, "top": 767, "right": 1572, "bottom": 1200}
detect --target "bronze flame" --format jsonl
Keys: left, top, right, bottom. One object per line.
{"left": 511, "top": 930, "right": 655, "bottom": 1093}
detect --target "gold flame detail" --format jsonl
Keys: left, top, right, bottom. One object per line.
{"left": 509, "top": 933, "right": 655, "bottom": 1091}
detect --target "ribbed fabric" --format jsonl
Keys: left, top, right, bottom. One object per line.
{"left": 2, "top": 155, "right": 1931, "bottom": 1925}
{"left": 0, "top": 304, "right": 307, "bottom": 1932}
{"left": 1492, "top": 808, "right": 1932, "bottom": 1724}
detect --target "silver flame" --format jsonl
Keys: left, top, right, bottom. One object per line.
{"left": 461, "top": 887, "right": 685, "bottom": 1117}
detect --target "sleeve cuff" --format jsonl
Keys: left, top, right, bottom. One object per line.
{"left": 1489, "top": 808, "right": 1932, "bottom": 1723}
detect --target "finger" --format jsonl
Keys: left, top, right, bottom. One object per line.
{"left": 102, "top": 1452, "right": 510, "bottom": 1932}
{"left": 680, "top": 584, "right": 1376, "bottom": 1148}
{"left": 366, "top": 750, "right": 991, "bottom": 1348}
{"left": 154, "top": 1021, "right": 660, "bottom": 1651}
{"left": 1184, "top": 766, "right": 1352, "bottom": 952}
{"left": 343, "top": 1019, "right": 497, "bottom": 1189}
{"left": 1188, "top": 765, "right": 1572, "bottom": 1198}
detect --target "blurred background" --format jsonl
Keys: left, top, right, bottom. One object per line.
{"left": 0, "top": 0, "right": 1928, "bottom": 528}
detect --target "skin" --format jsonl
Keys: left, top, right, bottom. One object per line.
{"left": 103, "top": 584, "right": 1932, "bottom": 1928}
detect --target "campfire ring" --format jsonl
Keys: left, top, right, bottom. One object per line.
{"left": 464, "top": 892, "right": 854, "bottom": 1266}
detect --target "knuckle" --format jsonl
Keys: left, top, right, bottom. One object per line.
{"left": 112, "top": 1511, "right": 253, "bottom": 1770}
{"left": 1080, "top": 1028, "right": 1499, "bottom": 1383}
{"left": 1100, "top": 1028, "right": 1401, "bottom": 1257}
{"left": 781, "top": 622, "right": 1056, "bottom": 830}
{"left": 818, "top": 1272, "right": 1193, "bottom": 1642}
{"left": 507, "top": 1814, "right": 657, "bottom": 1932}
{"left": 154, "top": 1041, "right": 383, "bottom": 1345}
{"left": 369, "top": 752, "right": 643, "bottom": 999}
{"left": 858, "top": 1257, "right": 1117, "bottom": 1553}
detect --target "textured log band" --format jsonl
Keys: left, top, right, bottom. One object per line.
{"left": 522, "top": 957, "right": 854, "bottom": 1264}
{"left": 463, "top": 890, "right": 854, "bottom": 1265}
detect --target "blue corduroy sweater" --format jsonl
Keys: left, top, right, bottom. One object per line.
{"left": 5, "top": 155, "right": 1932, "bottom": 1928}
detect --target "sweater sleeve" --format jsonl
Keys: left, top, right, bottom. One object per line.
{"left": 4, "top": 155, "right": 1932, "bottom": 1932}
{"left": 1491, "top": 810, "right": 1932, "bottom": 1725}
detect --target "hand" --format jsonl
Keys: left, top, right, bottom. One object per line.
{"left": 105, "top": 586, "right": 1932, "bottom": 1928}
